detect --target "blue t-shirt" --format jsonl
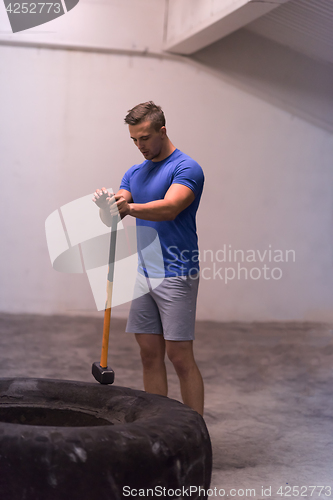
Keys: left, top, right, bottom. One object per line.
{"left": 120, "top": 149, "right": 204, "bottom": 277}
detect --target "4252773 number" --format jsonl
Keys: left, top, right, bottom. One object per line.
{"left": 277, "top": 485, "right": 332, "bottom": 497}
{"left": 6, "top": 3, "right": 61, "bottom": 14}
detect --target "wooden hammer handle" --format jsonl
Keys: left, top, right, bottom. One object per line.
{"left": 100, "top": 217, "right": 117, "bottom": 369}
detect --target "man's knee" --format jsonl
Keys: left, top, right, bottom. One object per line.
{"left": 171, "top": 358, "right": 192, "bottom": 378}
{"left": 166, "top": 342, "right": 195, "bottom": 377}
{"left": 140, "top": 349, "right": 163, "bottom": 369}
{"left": 135, "top": 334, "right": 165, "bottom": 368}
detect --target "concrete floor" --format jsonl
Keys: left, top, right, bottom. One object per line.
{"left": 0, "top": 313, "right": 333, "bottom": 499}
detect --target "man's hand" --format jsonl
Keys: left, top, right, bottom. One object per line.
{"left": 93, "top": 187, "right": 133, "bottom": 225}
{"left": 92, "top": 187, "right": 115, "bottom": 210}
{"left": 111, "top": 194, "right": 131, "bottom": 218}
{"left": 93, "top": 187, "right": 120, "bottom": 226}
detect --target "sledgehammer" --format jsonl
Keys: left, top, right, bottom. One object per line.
{"left": 92, "top": 216, "right": 118, "bottom": 384}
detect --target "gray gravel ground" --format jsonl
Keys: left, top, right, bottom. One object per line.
{"left": 0, "top": 314, "right": 333, "bottom": 499}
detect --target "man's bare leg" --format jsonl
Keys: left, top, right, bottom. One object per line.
{"left": 166, "top": 340, "right": 204, "bottom": 416}
{"left": 135, "top": 333, "right": 168, "bottom": 396}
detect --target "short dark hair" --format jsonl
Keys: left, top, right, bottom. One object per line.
{"left": 124, "top": 101, "right": 165, "bottom": 131}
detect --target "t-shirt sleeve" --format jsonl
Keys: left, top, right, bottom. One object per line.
{"left": 119, "top": 167, "right": 132, "bottom": 192}
{"left": 172, "top": 159, "right": 204, "bottom": 197}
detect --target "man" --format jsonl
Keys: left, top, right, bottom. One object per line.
{"left": 93, "top": 101, "right": 205, "bottom": 415}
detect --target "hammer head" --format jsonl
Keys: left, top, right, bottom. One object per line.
{"left": 92, "top": 362, "right": 115, "bottom": 385}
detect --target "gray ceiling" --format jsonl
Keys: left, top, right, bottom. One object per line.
{"left": 246, "top": 0, "right": 333, "bottom": 65}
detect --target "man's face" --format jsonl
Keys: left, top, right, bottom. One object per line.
{"left": 129, "top": 120, "right": 165, "bottom": 161}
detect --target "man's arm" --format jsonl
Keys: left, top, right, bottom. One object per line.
{"left": 111, "top": 184, "right": 195, "bottom": 222}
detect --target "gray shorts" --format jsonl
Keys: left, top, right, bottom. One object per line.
{"left": 126, "top": 273, "right": 200, "bottom": 341}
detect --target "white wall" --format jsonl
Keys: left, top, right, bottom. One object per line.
{"left": 0, "top": 16, "right": 332, "bottom": 321}
{"left": 193, "top": 29, "right": 333, "bottom": 134}
{"left": 0, "top": 0, "right": 165, "bottom": 54}
{"left": 165, "top": 0, "right": 287, "bottom": 54}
